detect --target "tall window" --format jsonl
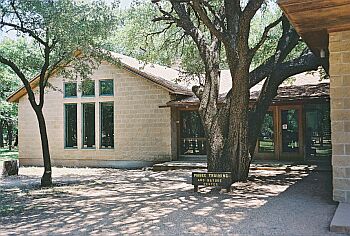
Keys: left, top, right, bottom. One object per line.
{"left": 82, "top": 79, "right": 95, "bottom": 97}
{"left": 304, "top": 103, "right": 331, "bottom": 158}
{"left": 258, "top": 112, "right": 275, "bottom": 153}
{"left": 64, "top": 82, "right": 77, "bottom": 97}
{"left": 100, "top": 102, "right": 114, "bottom": 148}
{"left": 82, "top": 103, "right": 95, "bottom": 148}
{"left": 99, "top": 79, "right": 114, "bottom": 96}
{"left": 65, "top": 104, "right": 77, "bottom": 148}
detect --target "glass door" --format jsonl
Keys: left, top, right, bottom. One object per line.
{"left": 179, "top": 110, "right": 207, "bottom": 156}
{"left": 278, "top": 106, "right": 303, "bottom": 160}
{"left": 255, "top": 109, "right": 278, "bottom": 160}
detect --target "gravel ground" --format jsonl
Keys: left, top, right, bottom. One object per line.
{"left": 0, "top": 167, "right": 340, "bottom": 235}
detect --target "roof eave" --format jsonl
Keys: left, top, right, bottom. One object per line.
{"left": 278, "top": 0, "right": 350, "bottom": 56}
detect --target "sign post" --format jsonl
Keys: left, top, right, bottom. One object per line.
{"left": 192, "top": 172, "right": 232, "bottom": 192}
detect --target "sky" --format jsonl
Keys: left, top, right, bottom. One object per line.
{"left": 120, "top": 0, "right": 133, "bottom": 9}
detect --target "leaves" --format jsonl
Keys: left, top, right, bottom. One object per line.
{"left": 0, "top": 0, "right": 118, "bottom": 105}
{"left": 107, "top": 1, "right": 308, "bottom": 79}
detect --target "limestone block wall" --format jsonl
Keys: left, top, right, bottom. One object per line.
{"left": 329, "top": 30, "right": 350, "bottom": 203}
{"left": 18, "top": 61, "right": 174, "bottom": 168}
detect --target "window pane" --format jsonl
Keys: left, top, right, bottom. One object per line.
{"left": 82, "top": 103, "right": 95, "bottom": 148}
{"left": 180, "top": 111, "right": 206, "bottom": 155}
{"left": 304, "top": 103, "right": 331, "bottom": 158}
{"left": 258, "top": 112, "right": 275, "bottom": 153}
{"left": 65, "top": 104, "right": 77, "bottom": 148}
{"left": 64, "top": 82, "right": 77, "bottom": 97}
{"left": 82, "top": 80, "right": 95, "bottom": 97}
{"left": 281, "top": 109, "right": 299, "bottom": 153}
{"left": 100, "top": 102, "right": 114, "bottom": 148}
{"left": 99, "top": 80, "right": 114, "bottom": 96}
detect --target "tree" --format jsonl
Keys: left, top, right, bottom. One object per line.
{"left": 146, "top": 0, "right": 327, "bottom": 181}
{"left": 0, "top": 45, "right": 21, "bottom": 149}
{"left": 0, "top": 0, "right": 117, "bottom": 186}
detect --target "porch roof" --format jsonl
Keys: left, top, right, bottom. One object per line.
{"left": 167, "top": 82, "right": 330, "bottom": 107}
{"left": 278, "top": 0, "right": 350, "bottom": 57}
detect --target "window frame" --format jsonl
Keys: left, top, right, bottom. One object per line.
{"left": 64, "top": 82, "right": 78, "bottom": 98}
{"left": 99, "top": 79, "right": 114, "bottom": 96}
{"left": 100, "top": 101, "right": 114, "bottom": 149}
{"left": 257, "top": 111, "right": 275, "bottom": 153}
{"left": 82, "top": 103, "right": 96, "bottom": 149}
{"left": 81, "top": 79, "right": 96, "bottom": 97}
{"left": 64, "top": 103, "right": 78, "bottom": 149}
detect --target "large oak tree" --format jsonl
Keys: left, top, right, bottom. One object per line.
{"left": 148, "top": 0, "right": 327, "bottom": 181}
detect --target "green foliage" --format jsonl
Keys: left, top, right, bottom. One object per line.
{"left": 0, "top": 45, "right": 21, "bottom": 127}
{"left": 0, "top": 0, "right": 118, "bottom": 83}
{"left": 0, "top": 38, "right": 42, "bottom": 79}
{"left": 108, "top": 1, "right": 307, "bottom": 76}
{"left": 106, "top": 1, "right": 205, "bottom": 75}
{"left": 249, "top": 5, "right": 282, "bottom": 68}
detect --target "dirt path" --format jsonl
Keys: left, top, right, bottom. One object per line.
{"left": 0, "top": 167, "right": 339, "bottom": 235}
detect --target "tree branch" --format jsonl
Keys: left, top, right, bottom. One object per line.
{"left": 249, "top": 16, "right": 283, "bottom": 58}
{"left": 202, "top": 1, "right": 226, "bottom": 31}
{"left": 191, "top": 0, "right": 228, "bottom": 43}
{"left": 242, "top": 0, "right": 265, "bottom": 23}
{"left": 169, "top": 2, "right": 211, "bottom": 62}
{"left": 249, "top": 18, "right": 301, "bottom": 87}
{"left": 0, "top": 1, "right": 48, "bottom": 46}
{"left": 38, "top": 46, "right": 50, "bottom": 109}
{"left": 0, "top": 55, "right": 38, "bottom": 107}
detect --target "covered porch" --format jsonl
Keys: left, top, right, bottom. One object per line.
{"left": 170, "top": 82, "right": 331, "bottom": 162}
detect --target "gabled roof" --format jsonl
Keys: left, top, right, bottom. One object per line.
{"left": 7, "top": 52, "right": 192, "bottom": 103}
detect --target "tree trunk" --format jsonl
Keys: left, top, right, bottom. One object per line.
{"left": 205, "top": 100, "right": 250, "bottom": 181}
{"left": 248, "top": 76, "right": 280, "bottom": 157}
{"left": 14, "top": 131, "right": 18, "bottom": 147}
{"left": 34, "top": 108, "right": 52, "bottom": 187}
{"left": 0, "top": 120, "right": 4, "bottom": 148}
{"left": 2, "top": 160, "right": 19, "bottom": 176}
{"left": 202, "top": 72, "right": 251, "bottom": 182}
{"left": 205, "top": 106, "right": 229, "bottom": 173}
{"left": 227, "top": 80, "right": 250, "bottom": 181}
{"left": 7, "top": 121, "right": 13, "bottom": 151}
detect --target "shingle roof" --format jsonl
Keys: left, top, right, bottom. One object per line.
{"left": 110, "top": 53, "right": 192, "bottom": 96}
{"left": 167, "top": 81, "right": 330, "bottom": 107}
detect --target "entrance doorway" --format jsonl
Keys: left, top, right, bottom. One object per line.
{"left": 255, "top": 105, "right": 304, "bottom": 160}
{"left": 179, "top": 110, "right": 207, "bottom": 159}
{"left": 278, "top": 105, "right": 303, "bottom": 160}
{"left": 178, "top": 103, "right": 330, "bottom": 161}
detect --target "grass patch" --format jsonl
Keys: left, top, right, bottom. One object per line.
{"left": 0, "top": 148, "right": 18, "bottom": 161}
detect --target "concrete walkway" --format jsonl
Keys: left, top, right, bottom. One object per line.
{"left": 331, "top": 203, "right": 350, "bottom": 234}
{"left": 0, "top": 167, "right": 340, "bottom": 235}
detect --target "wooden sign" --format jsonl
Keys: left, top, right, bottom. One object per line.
{"left": 192, "top": 172, "right": 232, "bottom": 192}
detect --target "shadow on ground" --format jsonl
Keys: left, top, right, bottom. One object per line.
{"left": 0, "top": 168, "right": 338, "bottom": 235}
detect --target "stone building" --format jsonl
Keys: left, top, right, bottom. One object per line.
{"left": 8, "top": 52, "right": 332, "bottom": 168}
{"left": 279, "top": 0, "right": 350, "bottom": 207}
{"left": 7, "top": 53, "right": 191, "bottom": 168}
